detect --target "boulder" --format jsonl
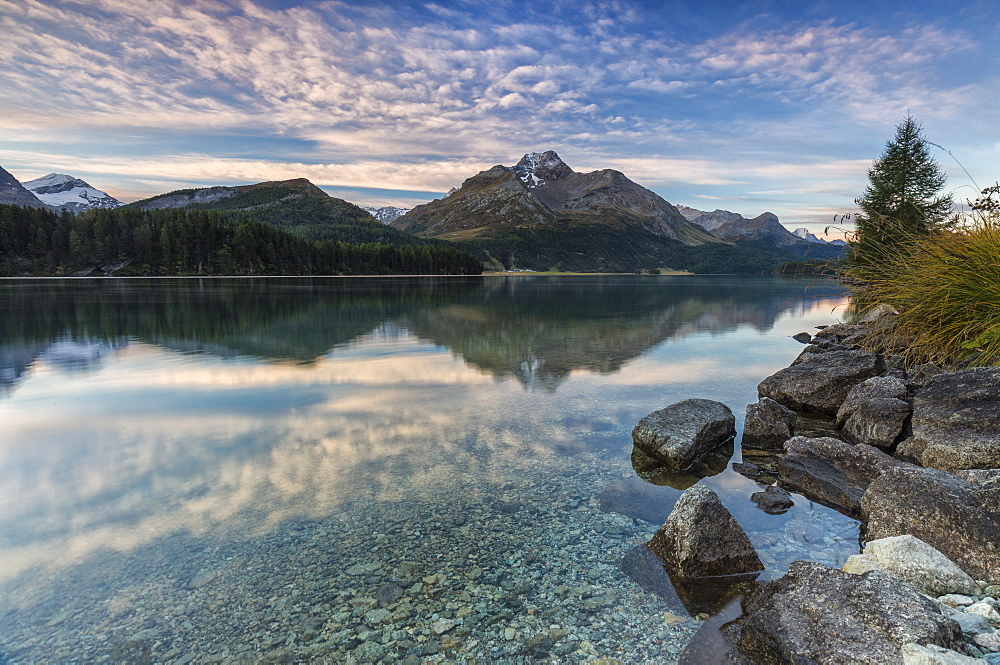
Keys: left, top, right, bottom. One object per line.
{"left": 758, "top": 348, "right": 885, "bottom": 415}
{"left": 631, "top": 399, "right": 735, "bottom": 469}
{"left": 734, "top": 561, "right": 969, "bottom": 664}
{"left": 779, "top": 436, "right": 913, "bottom": 514}
{"left": 648, "top": 484, "right": 763, "bottom": 578}
{"left": 841, "top": 397, "right": 912, "bottom": 450}
{"left": 842, "top": 535, "right": 979, "bottom": 596}
{"left": 750, "top": 485, "right": 794, "bottom": 514}
{"left": 957, "top": 469, "right": 1000, "bottom": 509}
{"left": 742, "top": 397, "right": 797, "bottom": 451}
{"left": 836, "top": 375, "right": 909, "bottom": 426}
{"left": 793, "top": 331, "right": 813, "bottom": 343}
{"left": 901, "top": 643, "right": 983, "bottom": 664}
{"left": 861, "top": 466, "right": 1000, "bottom": 584}
{"left": 909, "top": 368, "right": 1000, "bottom": 471}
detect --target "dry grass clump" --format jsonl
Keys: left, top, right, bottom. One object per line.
{"left": 849, "top": 185, "right": 1000, "bottom": 367}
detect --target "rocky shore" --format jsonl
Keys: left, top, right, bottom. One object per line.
{"left": 631, "top": 306, "right": 1000, "bottom": 663}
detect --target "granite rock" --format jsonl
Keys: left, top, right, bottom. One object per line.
{"left": 842, "top": 535, "right": 979, "bottom": 596}
{"left": 779, "top": 436, "right": 912, "bottom": 514}
{"left": 742, "top": 397, "right": 797, "bottom": 451}
{"left": 648, "top": 484, "right": 763, "bottom": 578}
{"left": 632, "top": 399, "right": 736, "bottom": 469}
{"left": 861, "top": 466, "right": 1000, "bottom": 584}
{"left": 758, "top": 348, "right": 884, "bottom": 416}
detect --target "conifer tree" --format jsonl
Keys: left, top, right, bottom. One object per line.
{"left": 851, "top": 116, "right": 952, "bottom": 274}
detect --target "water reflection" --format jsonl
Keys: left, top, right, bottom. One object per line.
{"left": 1, "top": 275, "right": 846, "bottom": 393}
{"left": 0, "top": 276, "right": 857, "bottom": 662}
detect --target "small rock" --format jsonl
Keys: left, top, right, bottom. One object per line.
{"left": 431, "top": 618, "right": 456, "bottom": 634}
{"left": 523, "top": 632, "right": 554, "bottom": 658}
{"left": 345, "top": 562, "right": 382, "bottom": 576}
{"left": 901, "top": 642, "right": 983, "bottom": 664}
{"left": 938, "top": 594, "right": 975, "bottom": 608}
{"left": 966, "top": 602, "right": 1000, "bottom": 623}
{"left": 949, "top": 609, "right": 993, "bottom": 637}
{"left": 793, "top": 332, "right": 813, "bottom": 344}
{"left": 975, "top": 632, "right": 1000, "bottom": 653}
{"left": 732, "top": 461, "right": 763, "bottom": 478}
{"left": 750, "top": 485, "right": 794, "bottom": 514}
{"left": 363, "top": 608, "right": 392, "bottom": 625}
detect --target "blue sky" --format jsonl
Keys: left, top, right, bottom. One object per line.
{"left": 1, "top": 0, "right": 998, "bottom": 237}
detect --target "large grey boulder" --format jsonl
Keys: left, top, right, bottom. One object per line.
{"left": 648, "top": 484, "right": 763, "bottom": 578}
{"left": 779, "top": 436, "right": 913, "bottom": 514}
{"left": 842, "top": 535, "right": 979, "bottom": 596}
{"left": 758, "top": 348, "right": 885, "bottom": 415}
{"left": 631, "top": 399, "right": 735, "bottom": 469}
{"left": 734, "top": 561, "right": 969, "bottom": 664}
{"left": 836, "top": 376, "right": 912, "bottom": 450}
{"left": 909, "top": 368, "right": 1000, "bottom": 471}
{"left": 742, "top": 397, "right": 797, "bottom": 451}
{"left": 837, "top": 376, "right": 909, "bottom": 426}
{"left": 861, "top": 466, "right": 1000, "bottom": 583}
{"left": 842, "top": 398, "right": 913, "bottom": 450}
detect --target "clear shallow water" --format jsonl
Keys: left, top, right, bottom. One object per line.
{"left": 0, "top": 276, "right": 859, "bottom": 663}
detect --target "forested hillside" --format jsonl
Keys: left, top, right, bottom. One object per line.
{"left": 0, "top": 204, "right": 483, "bottom": 277}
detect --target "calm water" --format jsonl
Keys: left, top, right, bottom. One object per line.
{"left": 0, "top": 276, "right": 859, "bottom": 663}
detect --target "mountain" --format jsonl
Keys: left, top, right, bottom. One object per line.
{"left": 681, "top": 205, "right": 846, "bottom": 260}
{"left": 23, "top": 174, "right": 121, "bottom": 212}
{"left": 392, "top": 151, "right": 720, "bottom": 271}
{"left": 362, "top": 206, "right": 410, "bottom": 224}
{"left": 0, "top": 165, "right": 52, "bottom": 210}
{"left": 676, "top": 206, "right": 744, "bottom": 232}
{"left": 126, "top": 178, "right": 437, "bottom": 247}
{"left": 794, "top": 227, "right": 848, "bottom": 246}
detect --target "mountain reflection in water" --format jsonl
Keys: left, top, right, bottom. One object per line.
{"left": 0, "top": 276, "right": 860, "bottom": 663}
{"left": 2, "top": 275, "right": 844, "bottom": 394}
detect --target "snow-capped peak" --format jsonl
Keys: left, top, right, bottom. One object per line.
{"left": 362, "top": 205, "right": 410, "bottom": 224}
{"left": 23, "top": 173, "right": 121, "bottom": 212}
{"left": 513, "top": 150, "right": 572, "bottom": 188}
{"left": 793, "top": 227, "right": 824, "bottom": 243}
{"left": 793, "top": 227, "right": 848, "bottom": 246}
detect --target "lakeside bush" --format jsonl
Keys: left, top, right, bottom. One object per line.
{"left": 849, "top": 184, "right": 1000, "bottom": 367}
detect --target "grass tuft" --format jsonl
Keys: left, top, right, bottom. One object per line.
{"left": 848, "top": 185, "right": 1000, "bottom": 367}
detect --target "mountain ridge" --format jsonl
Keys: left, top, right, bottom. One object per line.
{"left": 392, "top": 150, "right": 730, "bottom": 271}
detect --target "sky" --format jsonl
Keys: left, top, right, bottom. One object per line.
{"left": 1, "top": 0, "right": 998, "bottom": 238}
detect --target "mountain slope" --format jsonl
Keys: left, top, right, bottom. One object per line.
{"left": 23, "top": 174, "right": 121, "bottom": 212}
{"left": 392, "top": 151, "right": 720, "bottom": 271}
{"left": 0, "top": 166, "right": 53, "bottom": 210}
{"left": 126, "top": 178, "right": 437, "bottom": 248}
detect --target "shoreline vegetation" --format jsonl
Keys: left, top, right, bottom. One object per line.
{"left": 844, "top": 116, "right": 999, "bottom": 369}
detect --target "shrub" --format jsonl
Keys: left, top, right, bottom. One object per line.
{"left": 851, "top": 184, "right": 1000, "bottom": 366}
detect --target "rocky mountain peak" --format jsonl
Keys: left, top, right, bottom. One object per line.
{"left": 23, "top": 172, "right": 121, "bottom": 211}
{"left": 24, "top": 173, "right": 87, "bottom": 194}
{"left": 513, "top": 150, "right": 573, "bottom": 188}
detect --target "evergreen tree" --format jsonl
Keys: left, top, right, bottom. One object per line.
{"left": 851, "top": 116, "right": 952, "bottom": 274}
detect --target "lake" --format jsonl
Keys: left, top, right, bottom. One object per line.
{"left": 0, "top": 275, "right": 860, "bottom": 663}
